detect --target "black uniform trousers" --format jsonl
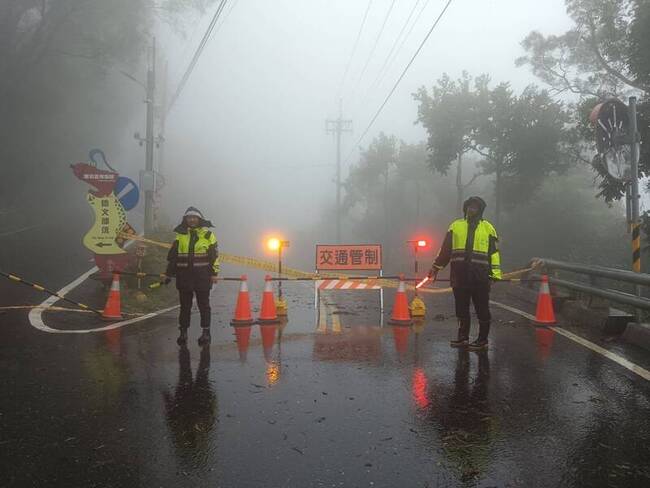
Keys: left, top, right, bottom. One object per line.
{"left": 452, "top": 282, "right": 491, "bottom": 341}
{"left": 179, "top": 289, "right": 211, "bottom": 330}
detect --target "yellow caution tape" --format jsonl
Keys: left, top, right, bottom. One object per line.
{"left": 121, "top": 233, "right": 532, "bottom": 291}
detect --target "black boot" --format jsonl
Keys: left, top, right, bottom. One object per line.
{"left": 450, "top": 319, "right": 470, "bottom": 347}
{"left": 469, "top": 321, "right": 490, "bottom": 351}
{"left": 176, "top": 328, "right": 188, "bottom": 346}
{"left": 198, "top": 328, "right": 211, "bottom": 346}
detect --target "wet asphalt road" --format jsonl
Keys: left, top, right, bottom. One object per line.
{"left": 2, "top": 266, "right": 650, "bottom": 488}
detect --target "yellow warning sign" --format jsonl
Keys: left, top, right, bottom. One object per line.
{"left": 84, "top": 193, "right": 128, "bottom": 255}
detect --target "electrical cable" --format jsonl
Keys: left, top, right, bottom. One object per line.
{"left": 336, "top": 0, "right": 374, "bottom": 102}
{"left": 369, "top": 0, "right": 429, "bottom": 97}
{"left": 350, "top": 0, "right": 426, "bottom": 117}
{"left": 167, "top": 0, "right": 229, "bottom": 112}
{"left": 348, "top": 0, "right": 397, "bottom": 102}
{"left": 345, "top": 0, "right": 454, "bottom": 164}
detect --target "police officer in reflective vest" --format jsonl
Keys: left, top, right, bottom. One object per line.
{"left": 428, "top": 196, "right": 501, "bottom": 350}
{"left": 164, "top": 207, "right": 220, "bottom": 346}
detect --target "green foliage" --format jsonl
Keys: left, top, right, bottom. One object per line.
{"left": 501, "top": 167, "right": 628, "bottom": 269}
{"left": 413, "top": 72, "right": 487, "bottom": 175}
{"left": 415, "top": 75, "right": 569, "bottom": 224}
{"left": 517, "top": 0, "right": 645, "bottom": 97}
{"left": 518, "top": 0, "right": 650, "bottom": 203}
{"left": 0, "top": 1, "right": 214, "bottom": 215}
{"left": 343, "top": 132, "right": 398, "bottom": 214}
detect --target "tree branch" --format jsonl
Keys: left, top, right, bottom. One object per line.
{"left": 584, "top": 16, "right": 647, "bottom": 93}
{"left": 462, "top": 172, "right": 481, "bottom": 189}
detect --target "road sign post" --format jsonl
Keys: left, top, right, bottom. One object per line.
{"left": 314, "top": 244, "right": 384, "bottom": 326}
{"left": 590, "top": 97, "right": 643, "bottom": 321}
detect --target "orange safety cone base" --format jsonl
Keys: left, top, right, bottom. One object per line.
{"left": 101, "top": 274, "right": 122, "bottom": 321}
{"left": 257, "top": 317, "right": 281, "bottom": 325}
{"left": 390, "top": 276, "right": 412, "bottom": 325}
{"left": 231, "top": 275, "right": 254, "bottom": 324}
{"left": 534, "top": 275, "right": 556, "bottom": 325}
{"left": 258, "top": 275, "right": 280, "bottom": 323}
{"left": 231, "top": 318, "right": 255, "bottom": 326}
{"left": 389, "top": 318, "right": 413, "bottom": 325}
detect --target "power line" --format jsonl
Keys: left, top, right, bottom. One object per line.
{"left": 348, "top": 0, "right": 397, "bottom": 102}
{"left": 336, "top": 0, "right": 373, "bottom": 102}
{"left": 167, "top": 0, "right": 229, "bottom": 113}
{"left": 351, "top": 0, "right": 425, "bottom": 117}
{"left": 346, "top": 0, "right": 454, "bottom": 163}
{"left": 369, "top": 0, "right": 429, "bottom": 96}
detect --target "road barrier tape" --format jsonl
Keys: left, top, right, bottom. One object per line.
{"left": 120, "top": 233, "right": 534, "bottom": 292}
{"left": 0, "top": 270, "right": 103, "bottom": 315}
{"left": 0, "top": 305, "right": 144, "bottom": 316}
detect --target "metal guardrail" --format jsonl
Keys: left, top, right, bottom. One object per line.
{"left": 532, "top": 258, "right": 650, "bottom": 311}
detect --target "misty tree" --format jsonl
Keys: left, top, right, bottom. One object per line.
{"left": 517, "top": 0, "right": 650, "bottom": 202}
{"left": 343, "top": 132, "right": 398, "bottom": 242}
{"left": 416, "top": 76, "right": 569, "bottom": 227}
{"left": 0, "top": 1, "right": 215, "bottom": 216}
{"left": 413, "top": 73, "right": 487, "bottom": 215}
{"left": 394, "top": 141, "right": 430, "bottom": 224}
{"left": 475, "top": 83, "right": 570, "bottom": 227}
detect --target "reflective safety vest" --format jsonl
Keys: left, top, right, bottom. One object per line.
{"left": 448, "top": 219, "right": 501, "bottom": 280}
{"left": 174, "top": 228, "right": 220, "bottom": 274}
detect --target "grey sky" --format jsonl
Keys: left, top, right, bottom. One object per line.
{"left": 158, "top": 0, "right": 573, "bottom": 257}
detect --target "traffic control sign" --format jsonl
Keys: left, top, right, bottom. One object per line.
{"left": 114, "top": 176, "right": 140, "bottom": 211}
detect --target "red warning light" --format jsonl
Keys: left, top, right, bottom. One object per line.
{"left": 417, "top": 240, "right": 427, "bottom": 248}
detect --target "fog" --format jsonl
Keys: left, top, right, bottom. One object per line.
{"left": 155, "top": 0, "right": 572, "bottom": 268}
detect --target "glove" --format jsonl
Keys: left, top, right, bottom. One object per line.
{"left": 160, "top": 273, "right": 172, "bottom": 285}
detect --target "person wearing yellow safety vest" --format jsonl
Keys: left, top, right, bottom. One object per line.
{"left": 163, "top": 207, "right": 220, "bottom": 346}
{"left": 428, "top": 196, "right": 501, "bottom": 350}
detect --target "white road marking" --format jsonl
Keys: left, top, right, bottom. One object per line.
{"left": 29, "top": 266, "right": 99, "bottom": 331}
{"left": 491, "top": 300, "right": 650, "bottom": 382}
{"left": 28, "top": 241, "right": 177, "bottom": 333}
{"left": 0, "top": 224, "right": 43, "bottom": 238}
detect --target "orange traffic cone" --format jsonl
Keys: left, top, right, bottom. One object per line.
{"left": 389, "top": 275, "right": 412, "bottom": 325}
{"left": 231, "top": 275, "right": 254, "bottom": 326}
{"left": 258, "top": 275, "right": 280, "bottom": 324}
{"left": 535, "top": 275, "right": 556, "bottom": 325}
{"left": 234, "top": 325, "right": 252, "bottom": 362}
{"left": 260, "top": 324, "right": 278, "bottom": 361}
{"left": 102, "top": 273, "right": 123, "bottom": 320}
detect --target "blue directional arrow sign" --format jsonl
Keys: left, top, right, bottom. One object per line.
{"left": 114, "top": 176, "right": 140, "bottom": 211}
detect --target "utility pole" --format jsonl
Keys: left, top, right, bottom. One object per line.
{"left": 144, "top": 38, "right": 156, "bottom": 235}
{"left": 325, "top": 101, "right": 352, "bottom": 243}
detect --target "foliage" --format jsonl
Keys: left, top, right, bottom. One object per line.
{"left": 413, "top": 72, "right": 486, "bottom": 175}
{"left": 516, "top": 0, "right": 646, "bottom": 97}
{"left": 501, "top": 167, "right": 628, "bottom": 269}
{"left": 0, "top": 1, "right": 215, "bottom": 217}
{"left": 517, "top": 0, "right": 650, "bottom": 203}
{"left": 343, "top": 132, "right": 398, "bottom": 215}
{"left": 415, "top": 75, "right": 570, "bottom": 225}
